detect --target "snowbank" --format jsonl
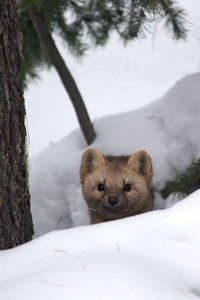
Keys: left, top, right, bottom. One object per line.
{"left": 1, "top": 72, "right": 200, "bottom": 300}
{"left": 30, "top": 72, "right": 200, "bottom": 237}
{"left": 1, "top": 190, "right": 200, "bottom": 300}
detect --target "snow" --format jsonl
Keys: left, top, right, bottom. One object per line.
{"left": 1, "top": 2, "right": 200, "bottom": 299}
{"left": 1, "top": 191, "right": 200, "bottom": 299}
{"left": 30, "top": 72, "right": 200, "bottom": 237}
{"left": 25, "top": 0, "right": 200, "bottom": 157}
{"left": 1, "top": 72, "right": 200, "bottom": 299}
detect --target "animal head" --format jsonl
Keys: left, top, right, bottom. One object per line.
{"left": 80, "top": 148, "right": 153, "bottom": 223}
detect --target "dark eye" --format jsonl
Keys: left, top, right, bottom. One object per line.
{"left": 124, "top": 184, "right": 131, "bottom": 191}
{"left": 98, "top": 184, "right": 104, "bottom": 191}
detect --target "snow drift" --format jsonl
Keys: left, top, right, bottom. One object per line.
{"left": 1, "top": 72, "right": 200, "bottom": 300}
{"left": 1, "top": 191, "right": 200, "bottom": 299}
{"left": 29, "top": 72, "right": 200, "bottom": 237}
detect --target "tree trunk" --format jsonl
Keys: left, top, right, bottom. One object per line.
{"left": 27, "top": 6, "right": 96, "bottom": 146}
{"left": 0, "top": 0, "right": 34, "bottom": 249}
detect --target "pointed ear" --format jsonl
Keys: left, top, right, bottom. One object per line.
{"left": 80, "top": 148, "right": 105, "bottom": 182}
{"left": 127, "top": 150, "right": 152, "bottom": 178}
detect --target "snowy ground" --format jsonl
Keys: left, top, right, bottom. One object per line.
{"left": 1, "top": 191, "right": 200, "bottom": 300}
{"left": 1, "top": 2, "right": 200, "bottom": 299}
{"left": 1, "top": 72, "right": 200, "bottom": 299}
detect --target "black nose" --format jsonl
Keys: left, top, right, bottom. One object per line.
{"left": 108, "top": 197, "right": 118, "bottom": 206}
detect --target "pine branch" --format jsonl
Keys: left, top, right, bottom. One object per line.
{"left": 27, "top": 4, "right": 96, "bottom": 145}
{"left": 157, "top": 0, "right": 188, "bottom": 40}
{"left": 161, "top": 159, "right": 200, "bottom": 199}
{"left": 19, "top": 9, "right": 50, "bottom": 86}
{"left": 18, "top": 0, "right": 188, "bottom": 84}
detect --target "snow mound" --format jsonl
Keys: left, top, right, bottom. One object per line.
{"left": 1, "top": 190, "right": 200, "bottom": 300}
{"left": 30, "top": 72, "right": 200, "bottom": 237}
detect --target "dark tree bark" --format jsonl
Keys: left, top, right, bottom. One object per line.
{"left": 27, "top": 6, "right": 96, "bottom": 146}
{"left": 0, "top": 0, "right": 34, "bottom": 249}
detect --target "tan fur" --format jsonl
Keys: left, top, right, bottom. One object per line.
{"left": 80, "top": 148, "right": 153, "bottom": 224}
